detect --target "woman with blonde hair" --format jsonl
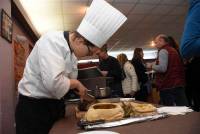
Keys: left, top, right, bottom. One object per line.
{"left": 117, "top": 53, "right": 139, "bottom": 97}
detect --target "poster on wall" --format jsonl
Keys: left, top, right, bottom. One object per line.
{"left": 0, "top": 9, "right": 13, "bottom": 43}
{"left": 14, "top": 41, "right": 26, "bottom": 90}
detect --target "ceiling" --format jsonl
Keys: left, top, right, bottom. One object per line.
{"left": 13, "top": 0, "right": 189, "bottom": 53}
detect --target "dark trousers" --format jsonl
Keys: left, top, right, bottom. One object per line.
{"left": 15, "top": 94, "right": 65, "bottom": 134}
{"left": 185, "top": 57, "right": 200, "bottom": 111}
{"left": 110, "top": 82, "right": 124, "bottom": 98}
{"left": 191, "top": 87, "right": 200, "bottom": 111}
{"left": 160, "top": 87, "right": 188, "bottom": 106}
{"left": 135, "top": 84, "right": 148, "bottom": 102}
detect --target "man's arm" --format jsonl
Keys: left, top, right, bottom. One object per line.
{"left": 152, "top": 49, "right": 168, "bottom": 73}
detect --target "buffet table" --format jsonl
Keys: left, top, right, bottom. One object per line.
{"left": 49, "top": 104, "right": 200, "bottom": 134}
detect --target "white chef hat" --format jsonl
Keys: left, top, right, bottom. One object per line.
{"left": 77, "top": 0, "right": 127, "bottom": 48}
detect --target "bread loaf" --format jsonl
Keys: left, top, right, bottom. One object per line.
{"left": 85, "top": 103, "right": 124, "bottom": 121}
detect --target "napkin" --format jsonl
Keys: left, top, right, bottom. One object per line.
{"left": 157, "top": 106, "right": 193, "bottom": 115}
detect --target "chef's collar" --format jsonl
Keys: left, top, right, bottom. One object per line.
{"left": 64, "top": 31, "right": 73, "bottom": 54}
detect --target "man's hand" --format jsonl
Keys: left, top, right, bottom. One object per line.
{"left": 146, "top": 62, "right": 153, "bottom": 69}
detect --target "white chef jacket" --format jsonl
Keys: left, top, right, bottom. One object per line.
{"left": 18, "top": 31, "right": 78, "bottom": 99}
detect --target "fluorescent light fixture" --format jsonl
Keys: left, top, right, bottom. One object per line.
{"left": 18, "top": 0, "right": 89, "bottom": 35}
{"left": 19, "top": 0, "right": 63, "bottom": 35}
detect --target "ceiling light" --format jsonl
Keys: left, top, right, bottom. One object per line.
{"left": 151, "top": 41, "right": 155, "bottom": 47}
{"left": 19, "top": 0, "right": 63, "bottom": 35}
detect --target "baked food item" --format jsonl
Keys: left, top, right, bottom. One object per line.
{"left": 130, "top": 102, "right": 157, "bottom": 116}
{"left": 130, "top": 102, "right": 156, "bottom": 113}
{"left": 84, "top": 103, "right": 124, "bottom": 121}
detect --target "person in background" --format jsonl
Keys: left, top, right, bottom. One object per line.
{"left": 97, "top": 45, "right": 124, "bottom": 97}
{"left": 180, "top": 0, "right": 200, "bottom": 111}
{"left": 147, "top": 34, "right": 188, "bottom": 106}
{"left": 184, "top": 57, "right": 200, "bottom": 111}
{"left": 131, "top": 48, "right": 149, "bottom": 102}
{"left": 184, "top": 59, "right": 194, "bottom": 108}
{"left": 168, "top": 36, "right": 181, "bottom": 56}
{"left": 168, "top": 36, "right": 192, "bottom": 107}
{"left": 117, "top": 53, "right": 139, "bottom": 98}
{"left": 15, "top": 0, "right": 127, "bottom": 133}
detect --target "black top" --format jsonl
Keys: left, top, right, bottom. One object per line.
{"left": 99, "top": 56, "right": 123, "bottom": 82}
{"left": 131, "top": 58, "right": 148, "bottom": 84}
{"left": 99, "top": 56, "right": 123, "bottom": 97}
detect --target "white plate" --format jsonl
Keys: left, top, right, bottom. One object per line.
{"left": 79, "top": 131, "right": 120, "bottom": 134}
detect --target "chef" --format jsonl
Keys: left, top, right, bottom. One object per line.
{"left": 15, "top": 0, "right": 127, "bottom": 134}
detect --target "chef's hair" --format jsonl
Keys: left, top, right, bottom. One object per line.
{"left": 73, "top": 31, "right": 95, "bottom": 48}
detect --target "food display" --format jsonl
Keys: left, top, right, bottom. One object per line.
{"left": 80, "top": 101, "right": 157, "bottom": 122}
{"left": 84, "top": 103, "right": 124, "bottom": 122}
{"left": 130, "top": 102, "right": 156, "bottom": 113}
{"left": 121, "top": 102, "right": 157, "bottom": 117}
{"left": 76, "top": 100, "right": 169, "bottom": 130}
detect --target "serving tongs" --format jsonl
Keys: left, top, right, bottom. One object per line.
{"left": 78, "top": 92, "right": 96, "bottom": 111}
{"left": 77, "top": 119, "right": 105, "bottom": 129}
{"left": 82, "top": 93, "right": 96, "bottom": 103}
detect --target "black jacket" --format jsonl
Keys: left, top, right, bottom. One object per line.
{"left": 99, "top": 56, "right": 123, "bottom": 82}
{"left": 99, "top": 56, "right": 123, "bottom": 97}
{"left": 131, "top": 58, "right": 148, "bottom": 84}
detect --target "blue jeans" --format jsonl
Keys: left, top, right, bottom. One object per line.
{"left": 180, "top": 0, "right": 200, "bottom": 58}
{"left": 160, "top": 87, "right": 188, "bottom": 106}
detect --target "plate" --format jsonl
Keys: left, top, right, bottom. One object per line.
{"left": 79, "top": 131, "right": 120, "bottom": 134}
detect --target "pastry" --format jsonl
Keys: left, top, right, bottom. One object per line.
{"left": 85, "top": 103, "right": 124, "bottom": 121}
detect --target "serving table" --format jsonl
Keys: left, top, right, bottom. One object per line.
{"left": 49, "top": 103, "right": 200, "bottom": 134}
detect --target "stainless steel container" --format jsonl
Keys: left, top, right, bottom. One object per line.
{"left": 79, "top": 77, "right": 113, "bottom": 99}
{"left": 93, "top": 86, "right": 111, "bottom": 98}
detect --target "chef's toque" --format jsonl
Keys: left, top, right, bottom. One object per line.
{"left": 77, "top": 0, "right": 127, "bottom": 48}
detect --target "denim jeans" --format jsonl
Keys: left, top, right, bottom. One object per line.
{"left": 160, "top": 87, "right": 188, "bottom": 106}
